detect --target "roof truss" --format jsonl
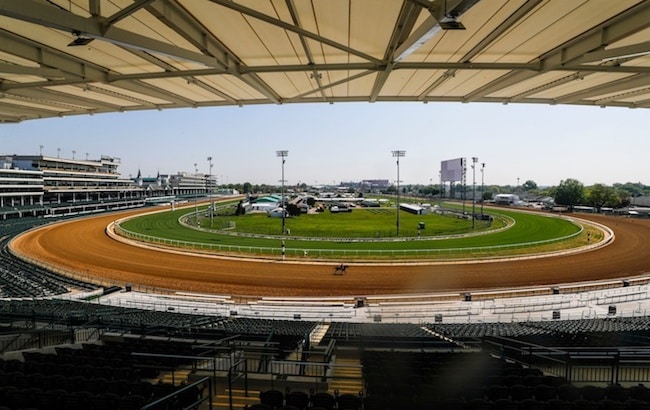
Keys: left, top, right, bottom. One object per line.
{"left": 0, "top": 0, "right": 648, "bottom": 122}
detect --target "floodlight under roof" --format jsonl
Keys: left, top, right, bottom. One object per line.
{"left": 439, "top": 20, "right": 466, "bottom": 30}
{"left": 68, "top": 31, "right": 94, "bottom": 47}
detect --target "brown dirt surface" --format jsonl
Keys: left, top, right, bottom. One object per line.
{"left": 9, "top": 209, "right": 650, "bottom": 298}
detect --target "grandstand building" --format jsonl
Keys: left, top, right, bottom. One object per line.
{"left": 134, "top": 170, "right": 218, "bottom": 199}
{"left": 0, "top": 156, "right": 44, "bottom": 211}
{"left": 134, "top": 170, "right": 173, "bottom": 198}
{"left": 1, "top": 154, "right": 145, "bottom": 219}
{"left": 166, "top": 171, "right": 215, "bottom": 198}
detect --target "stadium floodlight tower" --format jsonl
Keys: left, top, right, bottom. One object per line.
{"left": 471, "top": 157, "right": 478, "bottom": 229}
{"left": 392, "top": 150, "right": 406, "bottom": 236}
{"left": 207, "top": 156, "right": 213, "bottom": 227}
{"left": 481, "top": 163, "right": 485, "bottom": 217}
{"left": 276, "top": 150, "right": 288, "bottom": 235}
{"left": 194, "top": 162, "right": 199, "bottom": 226}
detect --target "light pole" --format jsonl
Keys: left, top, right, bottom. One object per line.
{"left": 194, "top": 163, "right": 198, "bottom": 226}
{"left": 439, "top": 170, "right": 442, "bottom": 208}
{"left": 392, "top": 150, "right": 406, "bottom": 236}
{"left": 207, "top": 156, "right": 213, "bottom": 227}
{"left": 39, "top": 145, "right": 44, "bottom": 156}
{"left": 276, "top": 150, "right": 288, "bottom": 235}
{"left": 471, "top": 157, "right": 478, "bottom": 229}
{"left": 480, "top": 163, "right": 485, "bottom": 217}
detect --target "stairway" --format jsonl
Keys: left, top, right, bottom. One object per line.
{"left": 211, "top": 387, "right": 260, "bottom": 410}
{"left": 310, "top": 322, "right": 330, "bottom": 345}
{"left": 329, "top": 355, "right": 364, "bottom": 396}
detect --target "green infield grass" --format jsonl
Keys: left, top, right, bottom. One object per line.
{"left": 198, "top": 207, "right": 494, "bottom": 238}
{"left": 116, "top": 201, "right": 596, "bottom": 260}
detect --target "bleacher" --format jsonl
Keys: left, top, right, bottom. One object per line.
{"left": 0, "top": 218, "right": 99, "bottom": 298}
{"left": 321, "top": 322, "right": 460, "bottom": 349}
{"left": 1, "top": 298, "right": 650, "bottom": 409}
{"left": 4, "top": 218, "right": 650, "bottom": 409}
{"left": 0, "top": 335, "right": 211, "bottom": 410}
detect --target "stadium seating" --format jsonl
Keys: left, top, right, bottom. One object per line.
{"left": 6, "top": 217, "right": 650, "bottom": 410}
{"left": 0, "top": 218, "right": 99, "bottom": 298}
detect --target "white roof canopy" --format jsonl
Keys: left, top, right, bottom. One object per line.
{"left": 0, "top": 0, "right": 649, "bottom": 123}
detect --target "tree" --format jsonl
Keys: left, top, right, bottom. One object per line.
{"left": 616, "top": 188, "right": 631, "bottom": 207}
{"left": 522, "top": 180, "right": 537, "bottom": 191}
{"left": 586, "top": 184, "right": 621, "bottom": 210}
{"left": 418, "top": 185, "right": 440, "bottom": 196}
{"left": 553, "top": 178, "right": 585, "bottom": 209}
{"left": 384, "top": 185, "right": 396, "bottom": 194}
{"left": 613, "top": 182, "right": 646, "bottom": 198}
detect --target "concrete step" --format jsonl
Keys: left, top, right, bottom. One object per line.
{"left": 310, "top": 323, "right": 330, "bottom": 345}
{"left": 330, "top": 356, "right": 364, "bottom": 395}
{"left": 212, "top": 388, "right": 260, "bottom": 410}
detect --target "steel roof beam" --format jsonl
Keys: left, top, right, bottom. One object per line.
{"left": 0, "top": 32, "right": 193, "bottom": 107}
{"left": 0, "top": 63, "right": 66, "bottom": 80}
{"left": 554, "top": 74, "right": 650, "bottom": 104}
{"left": 464, "top": 1, "right": 650, "bottom": 102}
{"left": 145, "top": 0, "right": 278, "bottom": 103}
{"left": 7, "top": 87, "right": 124, "bottom": 111}
{"left": 102, "top": 0, "right": 157, "bottom": 30}
{"left": 593, "top": 87, "right": 650, "bottom": 106}
{"left": 0, "top": 99, "right": 65, "bottom": 117}
{"left": 144, "top": 0, "right": 231, "bottom": 71}
{"left": 286, "top": 70, "right": 376, "bottom": 102}
{"left": 418, "top": 0, "right": 543, "bottom": 100}
{"left": 0, "top": 30, "right": 107, "bottom": 82}
{"left": 285, "top": 0, "right": 327, "bottom": 102}
{"left": 124, "top": 48, "right": 236, "bottom": 104}
{"left": 207, "top": 0, "right": 383, "bottom": 65}
{"left": 0, "top": 0, "right": 223, "bottom": 68}
{"left": 370, "top": 1, "right": 430, "bottom": 102}
{"left": 109, "top": 79, "right": 197, "bottom": 107}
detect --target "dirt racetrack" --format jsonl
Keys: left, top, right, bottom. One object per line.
{"left": 9, "top": 209, "right": 650, "bottom": 298}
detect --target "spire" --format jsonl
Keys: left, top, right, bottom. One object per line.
{"left": 135, "top": 168, "right": 142, "bottom": 186}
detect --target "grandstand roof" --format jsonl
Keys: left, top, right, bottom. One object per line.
{"left": 0, "top": 0, "right": 649, "bottom": 123}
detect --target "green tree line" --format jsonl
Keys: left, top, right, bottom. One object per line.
{"left": 220, "top": 180, "right": 649, "bottom": 211}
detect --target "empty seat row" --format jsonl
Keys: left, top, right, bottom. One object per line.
{"left": 257, "top": 389, "right": 362, "bottom": 410}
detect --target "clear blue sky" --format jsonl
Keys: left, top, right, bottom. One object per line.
{"left": 0, "top": 102, "right": 646, "bottom": 188}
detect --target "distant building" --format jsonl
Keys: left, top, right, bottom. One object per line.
{"left": 361, "top": 179, "right": 390, "bottom": 190}
{"left": 494, "top": 194, "right": 520, "bottom": 205}
{"left": 166, "top": 172, "right": 204, "bottom": 197}
{"left": 631, "top": 196, "right": 650, "bottom": 207}
{"left": 134, "top": 170, "right": 173, "bottom": 197}
{"left": 1, "top": 154, "right": 144, "bottom": 219}
{"left": 0, "top": 156, "right": 44, "bottom": 209}
{"left": 250, "top": 195, "right": 282, "bottom": 212}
